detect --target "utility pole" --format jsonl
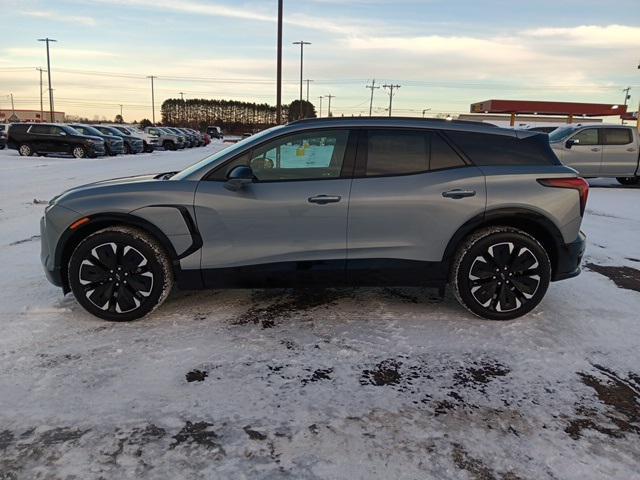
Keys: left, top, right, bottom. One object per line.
{"left": 37, "top": 38, "right": 57, "bottom": 122}
{"left": 318, "top": 96, "right": 323, "bottom": 118}
{"left": 36, "top": 67, "right": 46, "bottom": 121}
{"left": 622, "top": 87, "right": 631, "bottom": 125}
{"left": 325, "top": 94, "right": 334, "bottom": 117}
{"left": 179, "top": 92, "right": 186, "bottom": 124}
{"left": 10, "top": 93, "right": 15, "bottom": 115}
{"left": 276, "top": 0, "right": 283, "bottom": 124}
{"left": 119, "top": 104, "right": 123, "bottom": 117}
{"left": 304, "top": 79, "right": 313, "bottom": 102}
{"left": 365, "top": 79, "right": 380, "bottom": 116}
{"left": 293, "top": 41, "right": 311, "bottom": 119}
{"left": 147, "top": 75, "right": 157, "bottom": 123}
{"left": 383, "top": 84, "right": 401, "bottom": 117}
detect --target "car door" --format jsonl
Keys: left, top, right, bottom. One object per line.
{"left": 193, "top": 128, "right": 355, "bottom": 287}
{"left": 561, "top": 128, "right": 602, "bottom": 176}
{"left": 601, "top": 128, "right": 637, "bottom": 176}
{"left": 49, "top": 126, "right": 71, "bottom": 153}
{"left": 347, "top": 129, "right": 486, "bottom": 285}
{"left": 27, "top": 124, "right": 53, "bottom": 152}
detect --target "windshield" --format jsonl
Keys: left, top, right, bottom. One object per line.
{"left": 62, "top": 125, "right": 82, "bottom": 135}
{"left": 172, "top": 126, "right": 282, "bottom": 180}
{"left": 548, "top": 126, "right": 578, "bottom": 142}
{"left": 99, "top": 126, "right": 125, "bottom": 137}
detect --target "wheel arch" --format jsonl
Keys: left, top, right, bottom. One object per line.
{"left": 55, "top": 212, "right": 183, "bottom": 294}
{"left": 443, "top": 207, "right": 564, "bottom": 278}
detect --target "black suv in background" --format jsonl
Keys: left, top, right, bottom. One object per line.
{"left": 0, "top": 124, "right": 7, "bottom": 149}
{"left": 91, "top": 125, "right": 144, "bottom": 154}
{"left": 69, "top": 124, "right": 124, "bottom": 156}
{"left": 7, "top": 123, "right": 105, "bottom": 158}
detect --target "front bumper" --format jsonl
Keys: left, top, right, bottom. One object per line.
{"left": 89, "top": 143, "right": 106, "bottom": 156}
{"left": 40, "top": 215, "right": 64, "bottom": 288}
{"left": 107, "top": 140, "right": 124, "bottom": 154}
{"left": 552, "top": 231, "right": 586, "bottom": 281}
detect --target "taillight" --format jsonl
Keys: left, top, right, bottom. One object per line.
{"left": 538, "top": 177, "right": 589, "bottom": 216}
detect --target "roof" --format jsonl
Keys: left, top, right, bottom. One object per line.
{"left": 470, "top": 99, "right": 626, "bottom": 117}
{"left": 287, "top": 116, "right": 501, "bottom": 132}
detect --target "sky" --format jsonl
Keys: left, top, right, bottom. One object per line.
{"left": 1, "top": 0, "right": 639, "bottom": 121}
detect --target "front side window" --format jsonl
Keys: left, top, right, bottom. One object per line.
{"left": 571, "top": 129, "right": 599, "bottom": 146}
{"left": 247, "top": 130, "right": 349, "bottom": 181}
{"left": 602, "top": 128, "right": 632, "bottom": 145}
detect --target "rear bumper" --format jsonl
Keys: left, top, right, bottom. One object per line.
{"left": 552, "top": 231, "right": 586, "bottom": 281}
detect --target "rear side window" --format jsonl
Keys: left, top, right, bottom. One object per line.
{"left": 366, "top": 131, "right": 428, "bottom": 176}
{"left": 602, "top": 128, "right": 632, "bottom": 145}
{"left": 29, "top": 125, "right": 51, "bottom": 135}
{"left": 445, "top": 130, "right": 557, "bottom": 166}
{"left": 431, "top": 133, "right": 466, "bottom": 170}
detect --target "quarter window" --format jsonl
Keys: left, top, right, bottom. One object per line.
{"left": 430, "top": 133, "right": 466, "bottom": 170}
{"left": 602, "top": 128, "right": 632, "bottom": 145}
{"left": 571, "top": 129, "right": 599, "bottom": 146}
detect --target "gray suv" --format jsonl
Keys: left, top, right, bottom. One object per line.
{"left": 40, "top": 118, "right": 588, "bottom": 321}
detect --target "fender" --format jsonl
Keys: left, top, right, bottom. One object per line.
{"left": 442, "top": 207, "right": 565, "bottom": 275}
{"left": 54, "top": 206, "right": 203, "bottom": 293}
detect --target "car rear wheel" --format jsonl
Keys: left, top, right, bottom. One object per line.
{"left": 452, "top": 226, "right": 551, "bottom": 321}
{"left": 68, "top": 226, "right": 173, "bottom": 321}
{"left": 616, "top": 176, "right": 639, "bottom": 186}
{"left": 72, "top": 146, "right": 87, "bottom": 159}
{"left": 18, "top": 143, "right": 33, "bottom": 156}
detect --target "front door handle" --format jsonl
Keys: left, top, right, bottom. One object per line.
{"left": 308, "top": 195, "right": 341, "bottom": 205}
{"left": 442, "top": 189, "right": 476, "bottom": 199}
{"left": 591, "top": 148, "right": 600, "bottom": 152}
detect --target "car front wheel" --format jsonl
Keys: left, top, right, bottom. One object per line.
{"left": 72, "top": 146, "right": 87, "bottom": 158}
{"left": 68, "top": 226, "right": 173, "bottom": 321}
{"left": 452, "top": 226, "right": 551, "bottom": 320}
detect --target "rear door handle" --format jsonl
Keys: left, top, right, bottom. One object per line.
{"left": 626, "top": 148, "right": 636, "bottom": 152}
{"left": 442, "top": 189, "right": 476, "bottom": 199}
{"left": 590, "top": 148, "right": 601, "bottom": 152}
{"left": 308, "top": 195, "right": 341, "bottom": 205}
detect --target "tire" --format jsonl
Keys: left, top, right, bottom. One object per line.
{"left": 123, "top": 143, "right": 131, "bottom": 155}
{"left": 18, "top": 143, "right": 33, "bottom": 156}
{"left": 451, "top": 226, "right": 551, "bottom": 321}
{"left": 68, "top": 226, "right": 174, "bottom": 321}
{"left": 72, "top": 146, "right": 87, "bottom": 159}
{"left": 616, "top": 176, "right": 639, "bottom": 186}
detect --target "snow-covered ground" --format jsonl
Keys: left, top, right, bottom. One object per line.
{"left": 0, "top": 145, "right": 639, "bottom": 479}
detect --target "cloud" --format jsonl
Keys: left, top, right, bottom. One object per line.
{"left": 524, "top": 24, "right": 640, "bottom": 47}
{"left": 4, "top": 47, "right": 118, "bottom": 59}
{"left": 21, "top": 10, "right": 96, "bottom": 26}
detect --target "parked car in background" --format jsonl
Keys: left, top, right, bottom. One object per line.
{"left": 179, "top": 128, "right": 202, "bottom": 147}
{"left": 207, "top": 126, "right": 223, "bottom": 139}
{"left": 158, "top": 127, "right": 186, "bottom": 149}
{"left": 527, "top": 126, "right": 559, "bottom": 134}
{"left": 549, "top": 124, "right": 640, "bottom": 185}
{"left": 203, "top": 133, "right": 211, "bottom": 146}
{"left": 0, "top": 124, "right": 7, "bottom": 149}
{"left": 8, "top": 123, "right": 105, "bottom": 158}
{"left": 169, "top": 127, "right": 195, "bottom": 148}
{"left": 144, "top": 126, "right": 182, "bottom": 151}
{"left": 91, "top": 125, "right": 144, "bottom": 154}
{"left": 185, "top": 128, "right": 204, "bottom": 146}
{"left": 109, "top": 125, "right": 158, "bottom": 153}
{"left": 40, "top": 117, "right": 587, "bottom": 322}
{"left": 68, "top": 124, "right": 124, "bottom": 156}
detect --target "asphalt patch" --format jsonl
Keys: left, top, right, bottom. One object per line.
{"left": 361, "top": 359, "right": 403, "bottom": 386}
{"left": 171, "top": 421, "right": 223, "bottom": 453}
{"left": 301, "top": 368, "right": 333, "bottom": 386}
{"left": 585, "top": 263, "right": 640, "bottom": 293}
{"left": 566, "top": 364, "right": 640, "bottom": 440}
{"left": 452, "top": 443, "right": 523, "bottom": 480}
{"left": 243, "top": 426, "right": 267, "bottom": 441}
{"left": 185, "top": 369, "right": 208, "bottom": 383}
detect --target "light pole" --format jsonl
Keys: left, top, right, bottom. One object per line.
{"left": 37, "top": 38, "right": 57, "bottom": 122}
{"left": 147, "top": 75, "right": 157, "bottom": 123}
{"left": 276, "top": 0, "right": 283, "bottom": 124}
{"left": 293, "top": 40, "right": 311, "bottom": 119}
{"left": 422, "top": 108, "right": 431, "bottom": 118}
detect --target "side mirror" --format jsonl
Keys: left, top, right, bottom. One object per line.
{"left": 565, "top": 139, "right": 578, "bottom": 149}
{"left": 224, "top": 165, "right": 254, "bottom": 191}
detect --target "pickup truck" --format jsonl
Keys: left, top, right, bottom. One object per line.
{"left": 549, "top": 124, "right": 640, "bottom": 185}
